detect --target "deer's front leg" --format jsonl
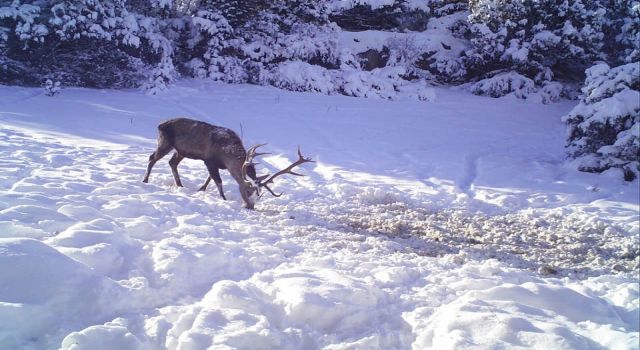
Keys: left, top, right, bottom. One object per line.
{"left": 204, "top": 161, "right": 226, "bottom": 200}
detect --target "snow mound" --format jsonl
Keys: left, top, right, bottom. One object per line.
{"left": 47, "top": 219, "right": 142, "bottom": 278}
{"left": 61, "top": 318, "right": 143, "bottom": 350}
{"left": 411, "top": 282, "right": 638, "bottom": 350}
{"left": 0, "top": 238, "right": 130, "bottom": 349}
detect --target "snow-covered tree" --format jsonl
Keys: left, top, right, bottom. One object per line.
{"left": 0, "top": 0, "right": 155, "bottom": 88}
{"left": 1, "top": 0, "right": 635, "bottom": 103}
{"left": 177, "top": 9, "right": 233, "bottom": 80}
{"left": 564, "top": 62, "right": 640, "bottom": 181}
{"left": 465, "top": 0, "right": 607, "bottom": 91}
{"left": 0, "top": 0, "right": 182, "bottom": 91}
{"left": 197, "top": 0, "right": 266, "bottom": 27}
{"left": 211, "top": 0, "right": 338, "bottom": 85}
{"left": 604, "top": 0, "right": 640, "bottom": 64}
{"left": 329, "top": 0, "right": 430, "bottom": 32}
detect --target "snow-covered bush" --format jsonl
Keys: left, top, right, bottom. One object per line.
{"left": 470, "top": 72, "right": 535, "bottom": 99}
{"left": 43, "top": 79, "right": 61, "bottom": 96}
{"left": 428, "top": 0, "right": 467, "bottom": 17}
{"left": 143, "top": 54, "right": 176, "bottom": 94}
{"left": 338, "top": 66, "right": 405, "bottom": 99}
{"left": 385, "top": 35, "right": 423, "bottom": 68}
{"left": 397, "top": 81, "right": 437, "bottom": 101}
{"left": 536, "top": 81, "right": 565, "bottom": 104}
{"left": 564, "top": 62, "right": 640, "bottom": 181}
{"left": 409, "top": 2, "right": 470, "bottom": 84}
{"left": 420, "top": 53, "right": 467, "bottom": 84}
{"left": 278, "top": 22, "right": 339, "bottom": 66}
{"left": 268, "top": 61, "right": 335, "bottom": 94}
{"left": 470, "top": 73, "right": 574, "bottom": 103}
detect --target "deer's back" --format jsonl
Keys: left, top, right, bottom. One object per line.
{"left": 159, "top": 118, "right": 246, "bottom": 164}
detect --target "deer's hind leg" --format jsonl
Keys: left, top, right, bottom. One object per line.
{"left": 198, "top": 176, "right": 212, "bottom": 192}
{"left": 143, "top": 137, "right": 173, "bottom": 183}
{"left": 168, "top": 152, "right": 185, "bottom": 187}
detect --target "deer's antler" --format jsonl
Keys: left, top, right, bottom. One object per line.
{"left": 241, "top": 143, "right": 269, "bottom": 182}
{"left": 257, "top": 146, "right": 314, "bottom": 196}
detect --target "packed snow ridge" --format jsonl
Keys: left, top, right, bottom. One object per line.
{"left": 0, "top": 81, "right": 638, "bottom": 350}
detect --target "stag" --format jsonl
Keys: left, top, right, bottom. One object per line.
{"left": 142, "top": 117, "right": 313, "bottom": 209}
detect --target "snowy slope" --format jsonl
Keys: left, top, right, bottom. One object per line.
{"left": 0, "top": 81, "right": 638, "bottom": 350}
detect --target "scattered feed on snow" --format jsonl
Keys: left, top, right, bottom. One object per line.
{"left": 307, "top": 197, "right": 639, "bottom": 277}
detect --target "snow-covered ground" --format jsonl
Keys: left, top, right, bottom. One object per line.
{"left": 0, "top": 81, "right": 638, "bottom": 350}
